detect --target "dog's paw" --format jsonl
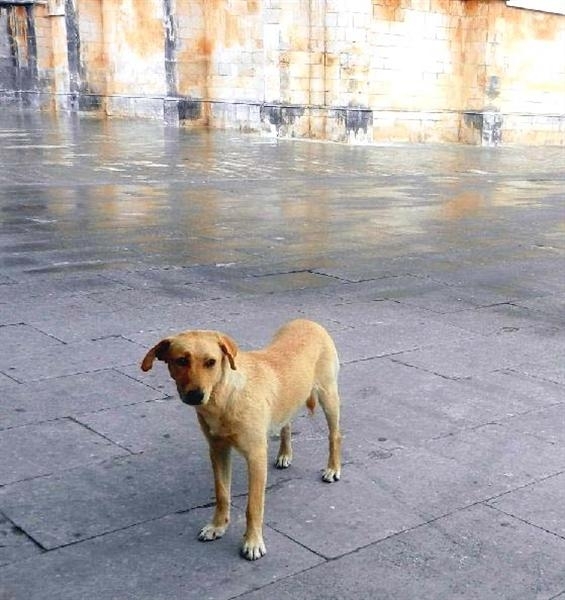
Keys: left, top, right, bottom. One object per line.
{"left": 322, "top": 468, "right": 341, "bottom": 483}
{"left": 240, "top": 537, "right": 267, "bottom": 561}
{"left": 198, "top": 523, "right": 227, "bottom": 542}
{"left": 274, "top": 454, "right": 292, "bottom": 469}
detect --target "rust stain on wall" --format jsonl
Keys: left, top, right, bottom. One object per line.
{"left": 247, "top": 0, "right": 259, "bottom": 14}
{"left": 373, "top": 0, "right": 404, "bottom": 22}
{"left": 123, "top": 3, "right": 163, "bottom": 58}
{"left": 9, "top": 7, "right": 30, "bottom": 63}
{"left": 462, "top": 0, "right": 481, "bottom": 17}
{"left": 530, "top": 13, "right": 560, "bottom": 39}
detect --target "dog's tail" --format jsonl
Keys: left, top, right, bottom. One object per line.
{"left": 306, "top": 392, "right": 317, "bottom": 415}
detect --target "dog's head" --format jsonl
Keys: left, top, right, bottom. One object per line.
{"left": 140, "top": 330, "right": 238, "bottom": 407}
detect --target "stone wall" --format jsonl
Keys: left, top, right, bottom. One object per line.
{"left": 0, "top": 0, "right": 563, "bottom": 145}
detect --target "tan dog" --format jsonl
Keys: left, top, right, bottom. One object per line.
{"left": 141, "top": 319, "right": 341, "bottom": 560}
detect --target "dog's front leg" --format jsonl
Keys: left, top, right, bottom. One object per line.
{"left": 240, "top": 445, "right": 268, "bottom": 560}
{"left": 199, "top": 439, "right": 232, "bottom": 542}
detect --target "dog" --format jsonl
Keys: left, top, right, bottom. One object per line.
{"left": 141, "top": 318, "right": 341, "bottom": 560}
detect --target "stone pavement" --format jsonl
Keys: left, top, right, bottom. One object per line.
{"left": 0, "top": 108, "right": 564, "bottom": 600}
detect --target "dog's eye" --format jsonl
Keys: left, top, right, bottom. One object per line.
{"left": 175, "top": 357, "right": 189, "bottom": 367}
{"left": 204, "top": 358, "right": 216, "bottom": 368}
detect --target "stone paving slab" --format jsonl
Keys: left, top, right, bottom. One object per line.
{"left": 0, "top": 446, "right": 214, "bottom": 549}
{"left": 234, "top": 464, "right": 425, "bottom": 560}
{"left": 0, "top": 273, "right": 131, "bottom": 300}
{"left": 0, "top": 435, "right": 322, "bottom": 552}
{"left": 424, "top": 422, "right": 565, "bottom": 491}
{"left": 0, "top": 507, "right": 324, "bottom": 600}
{"left": 488, "top": 473, "right": 565, "bottom": 538}
{"left": 74, "top": 398, "right": 205, "bottom": 454}
{"left": 0, "top": 419, "right": 129, "bottom": 485}
{"left": 338, "top": 359, "right": 565, "bottom": 450}
{"left": 514, "top": 355, "right": 565, "bottom": 386}
{"left": 0, "top": 369, "right": 165, "bottom": 429}
{"left": 3, "top": 336, "right": 144, "bottom": 382}
{"left": 339, "top": 359, "right": 470, "bottom": 445}
{"left": 333, "top": 318, "right": 475, "bottom": 364}
{"left": 238, "top": 504, "right": 565, "bottom": 600}
{"left": 502, "top": 402, "right": 565, "bottom": 446}
{"left": 0, "top": 512, "right": 42, "bottom": 567}
{"left": 1, "top": 112, "right": 564, "bottom": 600}
{"left": 516, "top": 294, "right": 565, "bottom": 319}
{"left": 30, "top": 300, "right": 225, "bottom": 343}
{"left": 0, "top": 293, "right": 103, "bottom": 326}
{"left": 0, "top": 323, "right": 63, "bottom": 358}
{"left": 428, "top": 302, "right": 560, "bottom": 336}
{"left": 393, "top": 328, "right": 564, "bottom": 379}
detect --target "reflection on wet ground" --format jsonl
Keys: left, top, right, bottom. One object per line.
{"left": 1, "top": 109, "right": 564, "bottom": 277}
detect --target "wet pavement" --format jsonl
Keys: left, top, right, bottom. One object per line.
{"left": 0, "top": 108, "right": 564, "bottom": 599}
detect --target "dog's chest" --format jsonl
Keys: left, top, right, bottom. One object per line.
{"left": 200, "top": 411, "right": 236, "bottom": 440}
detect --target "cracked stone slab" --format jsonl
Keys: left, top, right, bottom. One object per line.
{"left": 339, "top": 359, "right": 470, "bottom": 444}
{"left": 424, "top": 422, "right": 565, "bottom": 494}
{"left": 74, "top": 398, "right": 202, "bottom": 453}
{"left": 0, "top": 419, "right": 129, "bottom": 485}
{"left": 0, "top": 507, "right": 324, "bottom": 600}
{"left": 234, "top": 464, "right": 425, "bottom": 559}
{"left": 502, "top": 403, "right": 565, "bottom": 446}
{"left": 428, "top": 302, "right": 560, "bottom": 336}
{"left": 0, "top": 430, "right": 328, "bottom": 552}
{"left": 393, "top": 327, "right": 565, "bottom": 379}
{"left": 0, "top": 323, "right": 63, "bottom": 360}
{"left": 0, "top": 444, "right": 214, "bottom": 549}
{"left": 237, "top": 504, "right": 565, "bottom": 600}
{"left": 0, "top": 369, "right": 166, "bottom": 429}
{"left": 488, "top": 473, "right": 565, "bottom": 538}
{"left": 0, "top": 512, "right": 43, "bottom": 567}
{"left": 513, "top": 355, "right": 565, "bottom": 386}
{"left": 3, "top": 336, "right": 144, "bottom": 382}
{"left": 0, "top": 274, "right": 131, "bottom": 301}
{"left": 0, "top": 293, "right": 103, "bottom": 327}
{"left": 337, "top": 360, "right": 560, "bottom": 446}
{"left": 29, "top": 300, "right": 225, "bottom": 344}
{"left": 333, "top": 318, "right": 474, "bottom": 364}
{"left": 291, "top": 298, "right": 435, "bottom": 329}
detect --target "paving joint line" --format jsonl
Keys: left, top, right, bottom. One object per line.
{"left": 485, "top": 502, "right": 565, "bottom": 542}
{"left": 66, "top": 416, "right": 136, "bottom": 456}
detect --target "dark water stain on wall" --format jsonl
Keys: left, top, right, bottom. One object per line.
{"left": 62, "top": 0, "right": 100, "bottom": 110}
{"left": 163, "top": 0, "right": 177, "bottom": 96}
{"left": 335, "top": 107, "right": 373, "bottom": 136}
{"left": 0, "top": 4, "right": 38, "bottom": 105}
{"left": 260, "top": 104, "right": 305, "bottom": 133}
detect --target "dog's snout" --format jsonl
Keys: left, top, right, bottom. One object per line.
{"left": 181, "top": 388, "right": 205, "bottom": 406}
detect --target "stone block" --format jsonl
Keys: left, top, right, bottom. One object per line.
{"left": 234, "top": 464, "right": 424, "bottom": 559}
{"left": 74, "top": 398, "right": 199, "bottom": 453}
{"left": 0, "top": 512, "right": 42, "bottom": 567}
{"left": 489, "top": 473, "right": 565, "bottom": 538}
{"left": 0, "top": 419, "right": 129, "bottom": 485}
{"left": 4, "top": 336, "right": 143, "bottom": 382}
{"left": 0, "top": 508, "right": 323, "bottom": 600}
{"left": 238, "top": 505, "right": 565, "bottom": 599}
{"left": 0, "top": 369, "right": 165, "bottom": 429}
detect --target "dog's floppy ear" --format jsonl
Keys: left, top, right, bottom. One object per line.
{"left": 218, "top": 334, "right": 238, "bottom": 370}
{"left": 141, "top": 339, "right": 171, "bottom": 372}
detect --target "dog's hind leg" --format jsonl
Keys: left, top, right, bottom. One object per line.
{"left": 318, "top": 383, "right": 341, "bottom": 483}
{"left": 275, "top": 423, "right": 292, "bottom": 469}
